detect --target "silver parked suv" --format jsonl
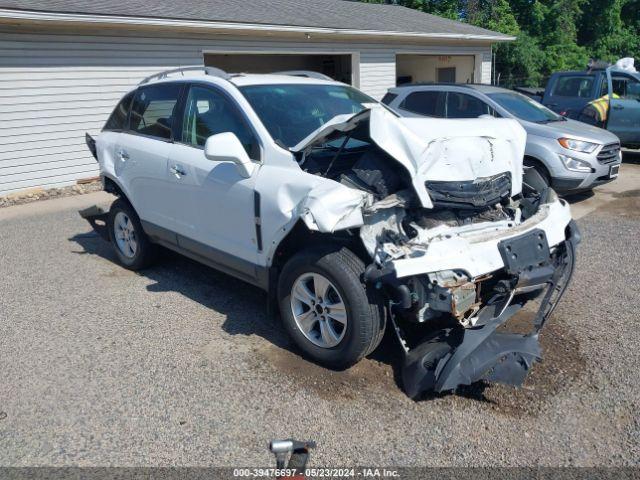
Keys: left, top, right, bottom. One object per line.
{"left": 383, "top": 84, "right": 622, "bottom": 194}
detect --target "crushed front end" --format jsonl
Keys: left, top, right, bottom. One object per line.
{"left": 291, "top": 106, "right": 580, "bottom": 398}
{"left": 360, "top": 168, "right": 580, "bottom": 398}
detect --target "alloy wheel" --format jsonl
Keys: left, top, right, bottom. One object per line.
{"left": 114, "top": 211, "right": 138, "bottom": 259}
{"left": 290, "top": 273, "right": 348, "bottom": 348}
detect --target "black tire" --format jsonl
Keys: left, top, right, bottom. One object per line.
{"left": 524, "top": 158, "right": 551, "bottom": 187}
{"left": 277, "top": 246, "right": 385, "bottom": 369}
{"left": 107, "top": 198, "right": 157, "bottom": 270}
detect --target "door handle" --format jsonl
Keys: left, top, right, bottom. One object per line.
{"left": 170, "top": 164, "right": 187, "bottom": 176}
{"left": 118, "top": 150, "right": 130, "bottom": 161}
{"left": 612, "top": 105, "right": 625, "bottom": 110}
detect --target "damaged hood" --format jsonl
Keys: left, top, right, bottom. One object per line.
{"left": 292, "top": 106, "right": 526, "bottom": 209}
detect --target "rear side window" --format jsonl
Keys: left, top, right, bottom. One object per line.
{"left": 551, "top": 75, "right": 594, "bottom": 98}
{"left": 446, "top": 92, "right": 494, "bottom": 118}
{"left": 129, "top": 84, "right": 182, "bottom": 140}
{"left": 400, "top": 91, "right": 444, "bottom": 117}
{"left": 104, "top": 92, "right": 134, "bottom": 131}
{"left": 381, "top": 92, "right": 398, "bottom": 105}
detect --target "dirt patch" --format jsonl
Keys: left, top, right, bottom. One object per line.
{"left": 470, "top": 310, "right": 588, "bottom": 417}
{"left": 593, "top": 190, "right": 640, "bottom": 218}
{"left": 613, "top": 188, "right": 640, "bottom": 198}
{"left": 253, "top": 343, "right": 402, "bottom": 402}
{"left": 251, "top": 309, "right": 587, "bottom": 414}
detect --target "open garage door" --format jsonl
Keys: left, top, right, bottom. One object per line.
{"left": 204, "top": 53, "right": 353, "bottom": 84}
{"left": 396, "top": 54, "right": 476, "bottom": 85}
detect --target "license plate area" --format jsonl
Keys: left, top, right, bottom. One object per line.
{"left": 499, "top": 229, "right": 551, "bottom": 275}
{"left": 609, "top": 164, "right": 620, "bottom": 178}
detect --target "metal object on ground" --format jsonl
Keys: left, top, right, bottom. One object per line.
{"left": 78, "top": 205, "right": 109, "bottom": 241}
{"left": 270, "top": 439, "right": 316, "bottom": 472}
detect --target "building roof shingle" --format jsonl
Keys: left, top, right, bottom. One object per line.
{"left": 0, "top": 0, "right": 512, "bottom": 39}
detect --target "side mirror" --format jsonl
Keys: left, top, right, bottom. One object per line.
{"left": 204, "top": 132, "right": 255, "bottom": 178}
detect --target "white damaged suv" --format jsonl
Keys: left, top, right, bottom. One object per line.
{"left": 85, "top": 67, "right": 580, "bottom": 397}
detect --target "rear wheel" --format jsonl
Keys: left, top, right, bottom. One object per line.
{"left": 107, "top": 199, "right": 157, "bottom": 270}
{"left": 277, "top": 246, "right": 385, "bottom": 369}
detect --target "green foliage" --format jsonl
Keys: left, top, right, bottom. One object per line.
{"left": 362, "top": 0, "right": 640, "bottom": 87}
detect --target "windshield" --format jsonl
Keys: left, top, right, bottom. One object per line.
{"left": 488, "top": 91, "right": 563, "bottom": 123}
{"left": 239, "top": 84, "right": 376, "bottom": 148}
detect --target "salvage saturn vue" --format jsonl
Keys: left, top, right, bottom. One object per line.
{"left": 83, "top": 67, "right": 580, "bottom": 398}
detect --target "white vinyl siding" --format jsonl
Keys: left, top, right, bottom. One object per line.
{"left": 359, "top": 51, "right": 396, "bottom": 100}
{"left": 0, "top": 23, "right": 495, "bottom": 195}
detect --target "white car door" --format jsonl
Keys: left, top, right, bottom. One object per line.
{"left": 166, "top": 84, "right": 261, "bottom": 276}
{"left": 116, "top": 82, "right": 184, "bottom": 231}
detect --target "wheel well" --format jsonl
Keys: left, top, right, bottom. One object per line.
{"left": 103, "top": 176, "right": 123, "bottom": 196}
{"left": 524, "top": 156, "right": 550, "bottom": 173}
{"left": 523, "top": 156, "right": 551, "bottom": 181}
{"left": 103, "top": 176, "right": 133, "bottom": 206}
{"left": 270, "top": 221, "right": 370, "bottom": 272}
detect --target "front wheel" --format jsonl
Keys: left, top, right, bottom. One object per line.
{"left": 277, "top": 246, "right": 385, "bottom": 369}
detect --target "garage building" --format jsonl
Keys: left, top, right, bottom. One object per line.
{"left": 0, "top": 0, "right": 513, "bottom": 195}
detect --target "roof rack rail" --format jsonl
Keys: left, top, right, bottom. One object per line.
{"left": 139, "top": 66, "right": 231, "bottom": 85}
{"left": 273, "top": 70, "right": 333, "bottom": 81}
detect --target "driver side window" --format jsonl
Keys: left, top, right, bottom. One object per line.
{"left": 611, "top": 75, "right": 640, "bottom": 101}
{"left": 181, "top": 85, "right": 260, "bottom": 160}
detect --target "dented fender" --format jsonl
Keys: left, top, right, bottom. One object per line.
{"left": 299, "top": 183, "right": 368, "bottom": 233}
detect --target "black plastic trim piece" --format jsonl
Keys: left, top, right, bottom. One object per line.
{"left": 254, "top": 191, "right": 263, "bottom": 252}
{"left": 425, "top": 172, "right": 512, "bottom": 209}
{"left": 551, "top": 177, "right": 584, "bottom": 191}
{"left": 498, "top": 229, "right": 550, "bottom": 275}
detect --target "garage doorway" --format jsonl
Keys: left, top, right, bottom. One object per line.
{"left": 204, "top": 53, "right": 354, "bottom": 84}
{"left": 396, "top": 54, "right": 475, "bottom": 85}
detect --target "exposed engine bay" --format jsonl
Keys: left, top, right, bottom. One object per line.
{"left": 293, "top": 107, "right": 580, "bottom": 398}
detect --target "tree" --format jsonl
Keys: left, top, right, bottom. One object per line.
{"left": 360, "top": 0, "right": 639, "bottom": 87}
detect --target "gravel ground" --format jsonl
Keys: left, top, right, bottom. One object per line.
{"left": 0, "top": 169, "right": 639, "bottom": 467}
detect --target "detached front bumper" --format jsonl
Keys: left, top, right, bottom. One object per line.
{"left": 391, "top": 196, "right": 573, "bottom": 280}
{"left": 398, "top": 217, "right": 580, "bottom": 399}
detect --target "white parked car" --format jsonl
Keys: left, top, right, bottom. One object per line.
{"left": 84, "top": 67, "right": 580, "bottom": 397}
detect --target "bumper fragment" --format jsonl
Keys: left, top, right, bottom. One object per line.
{"left": 79, "top": 205, "right": 109, "bottom": 241}
{"left": 402, "top": 304, "right": 540, "bottom": 397}
{"left": 399, "top": 237, "right": 576, "bottom": 399}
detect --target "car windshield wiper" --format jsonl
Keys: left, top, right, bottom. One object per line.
{"left": 536, "top": 117, "right": 565, "bottom": 124}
